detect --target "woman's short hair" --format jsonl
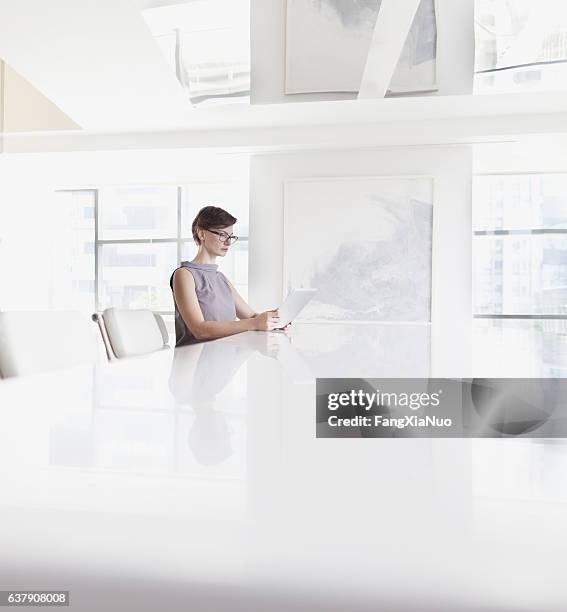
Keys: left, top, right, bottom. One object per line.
{"left": 192, "top": 206, "right": 237, "bottom": 245}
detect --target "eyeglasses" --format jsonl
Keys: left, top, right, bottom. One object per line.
{"left": 207, "top": 229, "right": 239, "bottom": 245}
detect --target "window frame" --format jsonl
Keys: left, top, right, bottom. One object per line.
{"left": 473, "top": 171, "right": 567, "bottom": 322}
{"left": 56, "top": 184, "right": 249, "bottom": 317}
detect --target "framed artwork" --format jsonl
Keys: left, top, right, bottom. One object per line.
{"left": 285, "top": 0, "right": 437, "bottom": 94}
{"left": 283, "top": 176, "right": 434, "bottom": 322}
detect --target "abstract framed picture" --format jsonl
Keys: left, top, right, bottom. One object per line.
{"left": 285, "top": 0, "right": 437, "bottom": 94}
{"left": 283, "top": 176, "right": 434, "bottom": 323}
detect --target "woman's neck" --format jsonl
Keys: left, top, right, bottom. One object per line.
{"left": 191, "top": 248, "right": 217, "bottom": 265}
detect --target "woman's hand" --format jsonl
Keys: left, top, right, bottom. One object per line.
{"left": 252, "top": 309, "right": 281, "bottom": 331}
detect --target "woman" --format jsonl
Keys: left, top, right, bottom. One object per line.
{"left": 170, "top": 205, "right": 285, "bottom": 347}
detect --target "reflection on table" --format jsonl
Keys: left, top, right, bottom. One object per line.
{"left": 0, "top": 323, "right": 566, "bottom": 611}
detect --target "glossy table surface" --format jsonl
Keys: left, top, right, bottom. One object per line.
{"left": 0, "top": 323, "right": 566, "bottom": 611}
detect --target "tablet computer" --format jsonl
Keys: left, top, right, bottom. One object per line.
{"left": 277, "top": 288, "right": 318, "bottom": 327}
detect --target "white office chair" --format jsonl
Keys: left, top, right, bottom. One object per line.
{"left": 0, "top": 310, "right": 100, "bottom": 378}
{"left": 93, "top": 308, "right": 170, "bottom": 360}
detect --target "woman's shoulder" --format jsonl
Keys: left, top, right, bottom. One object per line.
{"left": 171, "top": 266, "right": 196, "bottom": 289}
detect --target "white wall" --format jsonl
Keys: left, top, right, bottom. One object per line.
{"left": 0, "top": 162, "right": 55, "bottom": 310}
{"left": 251, "top": 0, "right": 474, "bottom": 104}
{"left": 0, "top": 59, "right": 78, "bottom": 158}
{"left": 1, "top": 61, "right": 78, "bottom": 133}
{"left": 249, "top": 146, "right": 473, "bottom": 377}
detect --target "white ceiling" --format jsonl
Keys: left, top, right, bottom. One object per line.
{"left": 134, "top": 0, "right": 196, "bottom": 9}
{"left": 0, "top": 0, "right": 192, "bottom": 130}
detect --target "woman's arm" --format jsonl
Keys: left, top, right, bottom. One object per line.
{"left": 223, "top": 275, "right": 257, "bottom": 319}
{"left": 224, "top": 275, "right": 291, "bottom": 332}
{"left": 172, "top": 268, "right": 280, "bottom": 341}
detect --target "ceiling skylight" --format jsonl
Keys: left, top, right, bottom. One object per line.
{"left": 142, "top": 0, "right": 250, "bottom": 106}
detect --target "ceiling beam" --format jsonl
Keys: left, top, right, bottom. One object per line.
{"left": 358, "top": 0, "right": 422, "bottom": 99}
{"left": 3, "top": 92, "right": 567, "bottom": 153}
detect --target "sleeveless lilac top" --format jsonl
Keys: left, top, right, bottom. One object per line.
{"left": 170, "top": 261, "right": 237, "bottom": 347}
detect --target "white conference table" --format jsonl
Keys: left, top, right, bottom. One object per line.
{"left": 0, "top": 323, "right": 566, "bottom": 611}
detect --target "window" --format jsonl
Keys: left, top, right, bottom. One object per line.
{"left": 99, "top": 186, "right": 178, "bottom": 240}
{"left": 48, "top": 190, "right": 96, "bottom": 313}
{"left": 54, "top": 181, "right": 249, "bottom": 339}
{"left": 473, "top": 173, "right": 567, "bottom": 376}
{"left": 100, "top": 242, "right": 177, "bottom": 312}
{"left": 475, "top": 0, "right": 567, "bottom": 93}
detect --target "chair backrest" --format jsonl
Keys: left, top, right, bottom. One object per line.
{"left": 153, "top": 313, "right": 170, "bottom": 346}
{"left": 96, "top": 308, "right": 169, "bottom": 359}
{"left": 0, "top": 310, "right": 99, "bottom": 378}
